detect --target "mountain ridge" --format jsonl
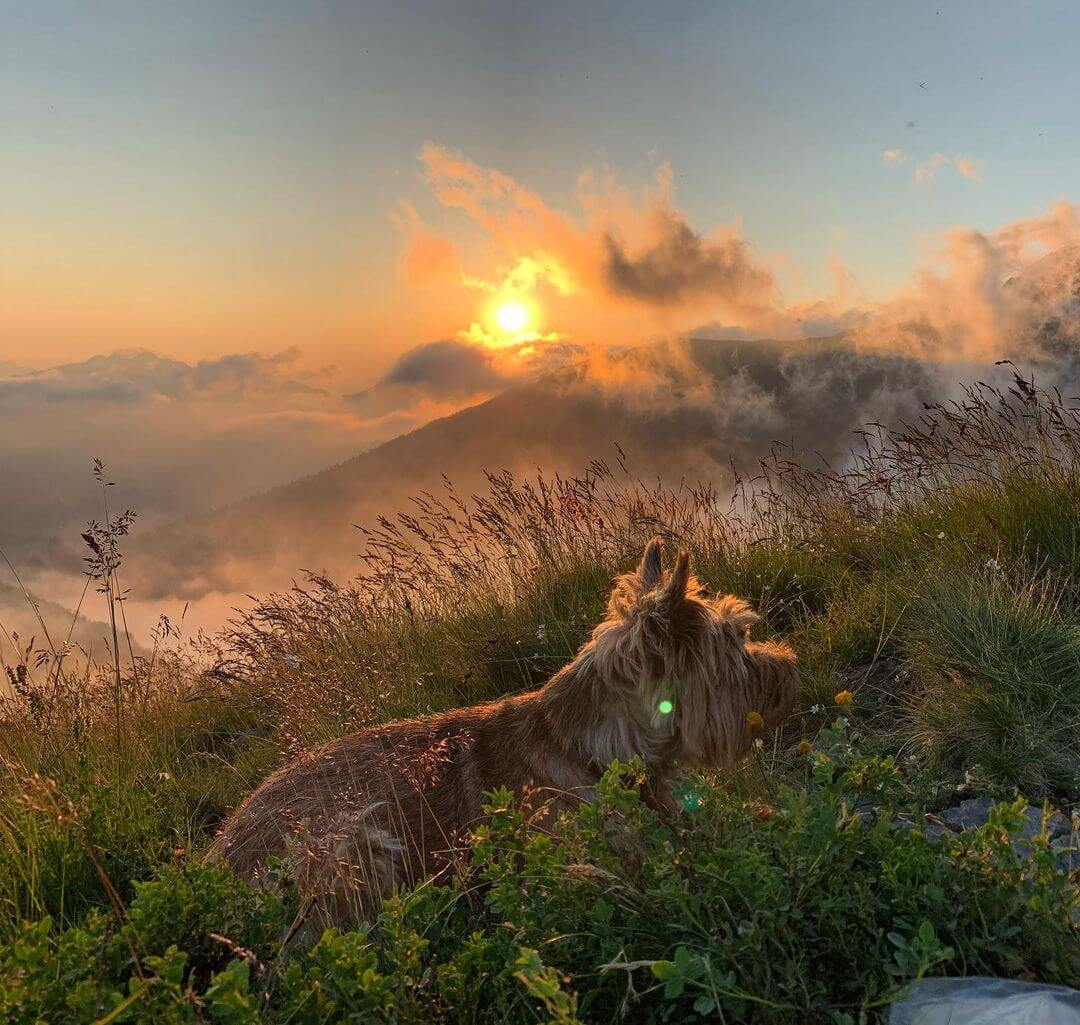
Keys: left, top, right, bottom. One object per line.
{"left": 128, "top": 333, "right": 936, "bottom": 601}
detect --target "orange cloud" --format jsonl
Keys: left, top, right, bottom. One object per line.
{"left": 413, "top": 144, "right": 784, "bottom": 334}
{"left": 852, "top": 200, "right": 1080, "bottom": 362}
{"left": 914, "top": 153, "right": 983, "bottom": 184}
{"left": 390, "top": 200, "right": 460, "bottom": 286}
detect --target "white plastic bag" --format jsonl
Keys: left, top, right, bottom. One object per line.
{"left": 890, "top": 977, "right": 1080, "bottom": 1025}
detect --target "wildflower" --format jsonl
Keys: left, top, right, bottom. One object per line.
{"left": 753, "top": 738, "right": 764, "bottom": 750}
{"left": 985, "top": 557, "right": 1001, "bottom": 572}
{"left": 797, "top": 739, "right": 813, "bottom": 754}
{"left": 834, "top": 689, "right": 854, "bottom": 706}
{"left": 535, "top": 623, "right": 547, "bottom": 642}
{"left": 937, "top": 531, "right": 946, "bottom": 540}
{"left": 746, "top": 710, "right": 764, "bottom": 728}
{"left": 809, "top": 703, "right": 824, "bottom": 714}
{"left": 284, "top": 653, "right": 301, "bottom": 669}
{"left": 171, "top": 847, "right": 186, "bottom": 859}
{"left": 157, "top": 771, "right": 171, "bottom": 782}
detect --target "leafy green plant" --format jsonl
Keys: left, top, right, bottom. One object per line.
{"left": 6, "top": 742, "right": 1075, "bottom": 1024}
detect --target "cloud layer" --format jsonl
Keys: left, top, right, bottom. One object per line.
{"left": 0, "top": 349, "right": 403, "bottom": 577}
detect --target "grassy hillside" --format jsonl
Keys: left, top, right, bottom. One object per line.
{"left": 0, "top": 371, "right": 1078, "bottom": 1022}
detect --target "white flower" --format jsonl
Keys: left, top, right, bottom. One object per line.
{"left": 753, "top": 738, "right": 764, "bottom": 750}
{"left": 809, "top": 703, "right": 824, "bottom": 714}
{"left": 985, "top": 558, "right": 1001, "bottom": 572}
{"left": 157, "top": 771, "right": 171, "bottom": 782}
{"left": 937, "top": 531, "right": 946, "bottom": 540}
{"left": 536, "top": 623, "right": 547, "bottom": 642}
{"left": 284, "top": 653, "right": 301, "bottom": 669}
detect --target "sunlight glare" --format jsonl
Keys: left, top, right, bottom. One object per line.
{"left": 495, "top": 300, "right": 530, "bottom": 334}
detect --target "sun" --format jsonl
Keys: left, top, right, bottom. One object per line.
{"left": 494, "top": 300, "right": 530, "bottom": 335}
{"left": 479, "top": 294, "right": 541, "bottom": 346}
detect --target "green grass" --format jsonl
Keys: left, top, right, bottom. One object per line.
{"left": 0, "top": 372, "right": 1079, "bottom": 1018}
{"left": 903, "top": 572, "right": 1080, "bottom": 798}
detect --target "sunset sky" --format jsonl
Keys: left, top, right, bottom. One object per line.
{"left": 5, "top": 0, "right": 1080, "bottom": 386}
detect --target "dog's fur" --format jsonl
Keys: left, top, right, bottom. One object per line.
{"left": 209, "top": 540, "right": 798, "bottom": 929}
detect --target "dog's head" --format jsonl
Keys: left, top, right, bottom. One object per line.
{"left": 594, "top": 537, "right": 798, "bottom": 770}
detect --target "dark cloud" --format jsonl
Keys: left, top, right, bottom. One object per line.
{"left": 190, "top": 348, "right": 322, "bottom": 393}
{"left": 345, "top": 337, "right": 584, "bottom": 421}
{"left": 603, "top": 210, "right": 776, "bottom": 313}
{"left": 377, "top": 339, "right": 508, "bottom": 397}
{"left": 345, "top": 339, "right": 510, "bottom": 421}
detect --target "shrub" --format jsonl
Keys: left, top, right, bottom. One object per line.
{"left": 1, "top": 739, "right": 1076, "bottom": 1024}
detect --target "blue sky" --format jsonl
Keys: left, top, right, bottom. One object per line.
{"left": 3, "top": 0, "right": 1079, "bottom": 377}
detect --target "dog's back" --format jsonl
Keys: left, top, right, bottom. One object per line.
{"left": 209, "top": 689, "right": 595, "bottom": 922}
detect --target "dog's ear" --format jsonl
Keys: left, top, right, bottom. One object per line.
{"left": 637, "top": 537, "right": 664, "bottom": 591}
{"left": 659, "top": 549, "right": 691, "bottom": 604}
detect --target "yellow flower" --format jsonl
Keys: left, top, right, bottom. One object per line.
{"left": 746, "top": 710, "right": 765, "bottom": 728}
{"left": 796, "top": 740, "right": 813, "bottom": 754}
{"left": 834, "top": 689, "right": 854, "bottom": 706}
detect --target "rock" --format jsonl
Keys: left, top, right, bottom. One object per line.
{"left": 1017, "top": 804, "right": 1070, "bottom": 841}
{"left": 890, "top": 812, "right": 919, "bottom": 833}
{"left": 934, "top": 797, "right": 1068, "bottom": 839}
{"left": 1051, "top": 835, "right": 1080, "bottom": 874}
{"left": 921, "top": 797, "right": 1077, "bottom": 875}
{"left": 936, "top": 797, "right": 994, "bottom": 832}
{"left": 925, "top": 822, "right": 949, "bottom": 843}
{"left": 851, "top": 798, "right": 880, "bottom": 827}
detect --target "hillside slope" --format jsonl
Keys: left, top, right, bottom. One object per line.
{"left": 130, "top": 335, "right": 936, "bottom": 599}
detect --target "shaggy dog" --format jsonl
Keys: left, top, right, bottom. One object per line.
{"left": 209, "top": 539, "right": 798, "bottom": 930}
